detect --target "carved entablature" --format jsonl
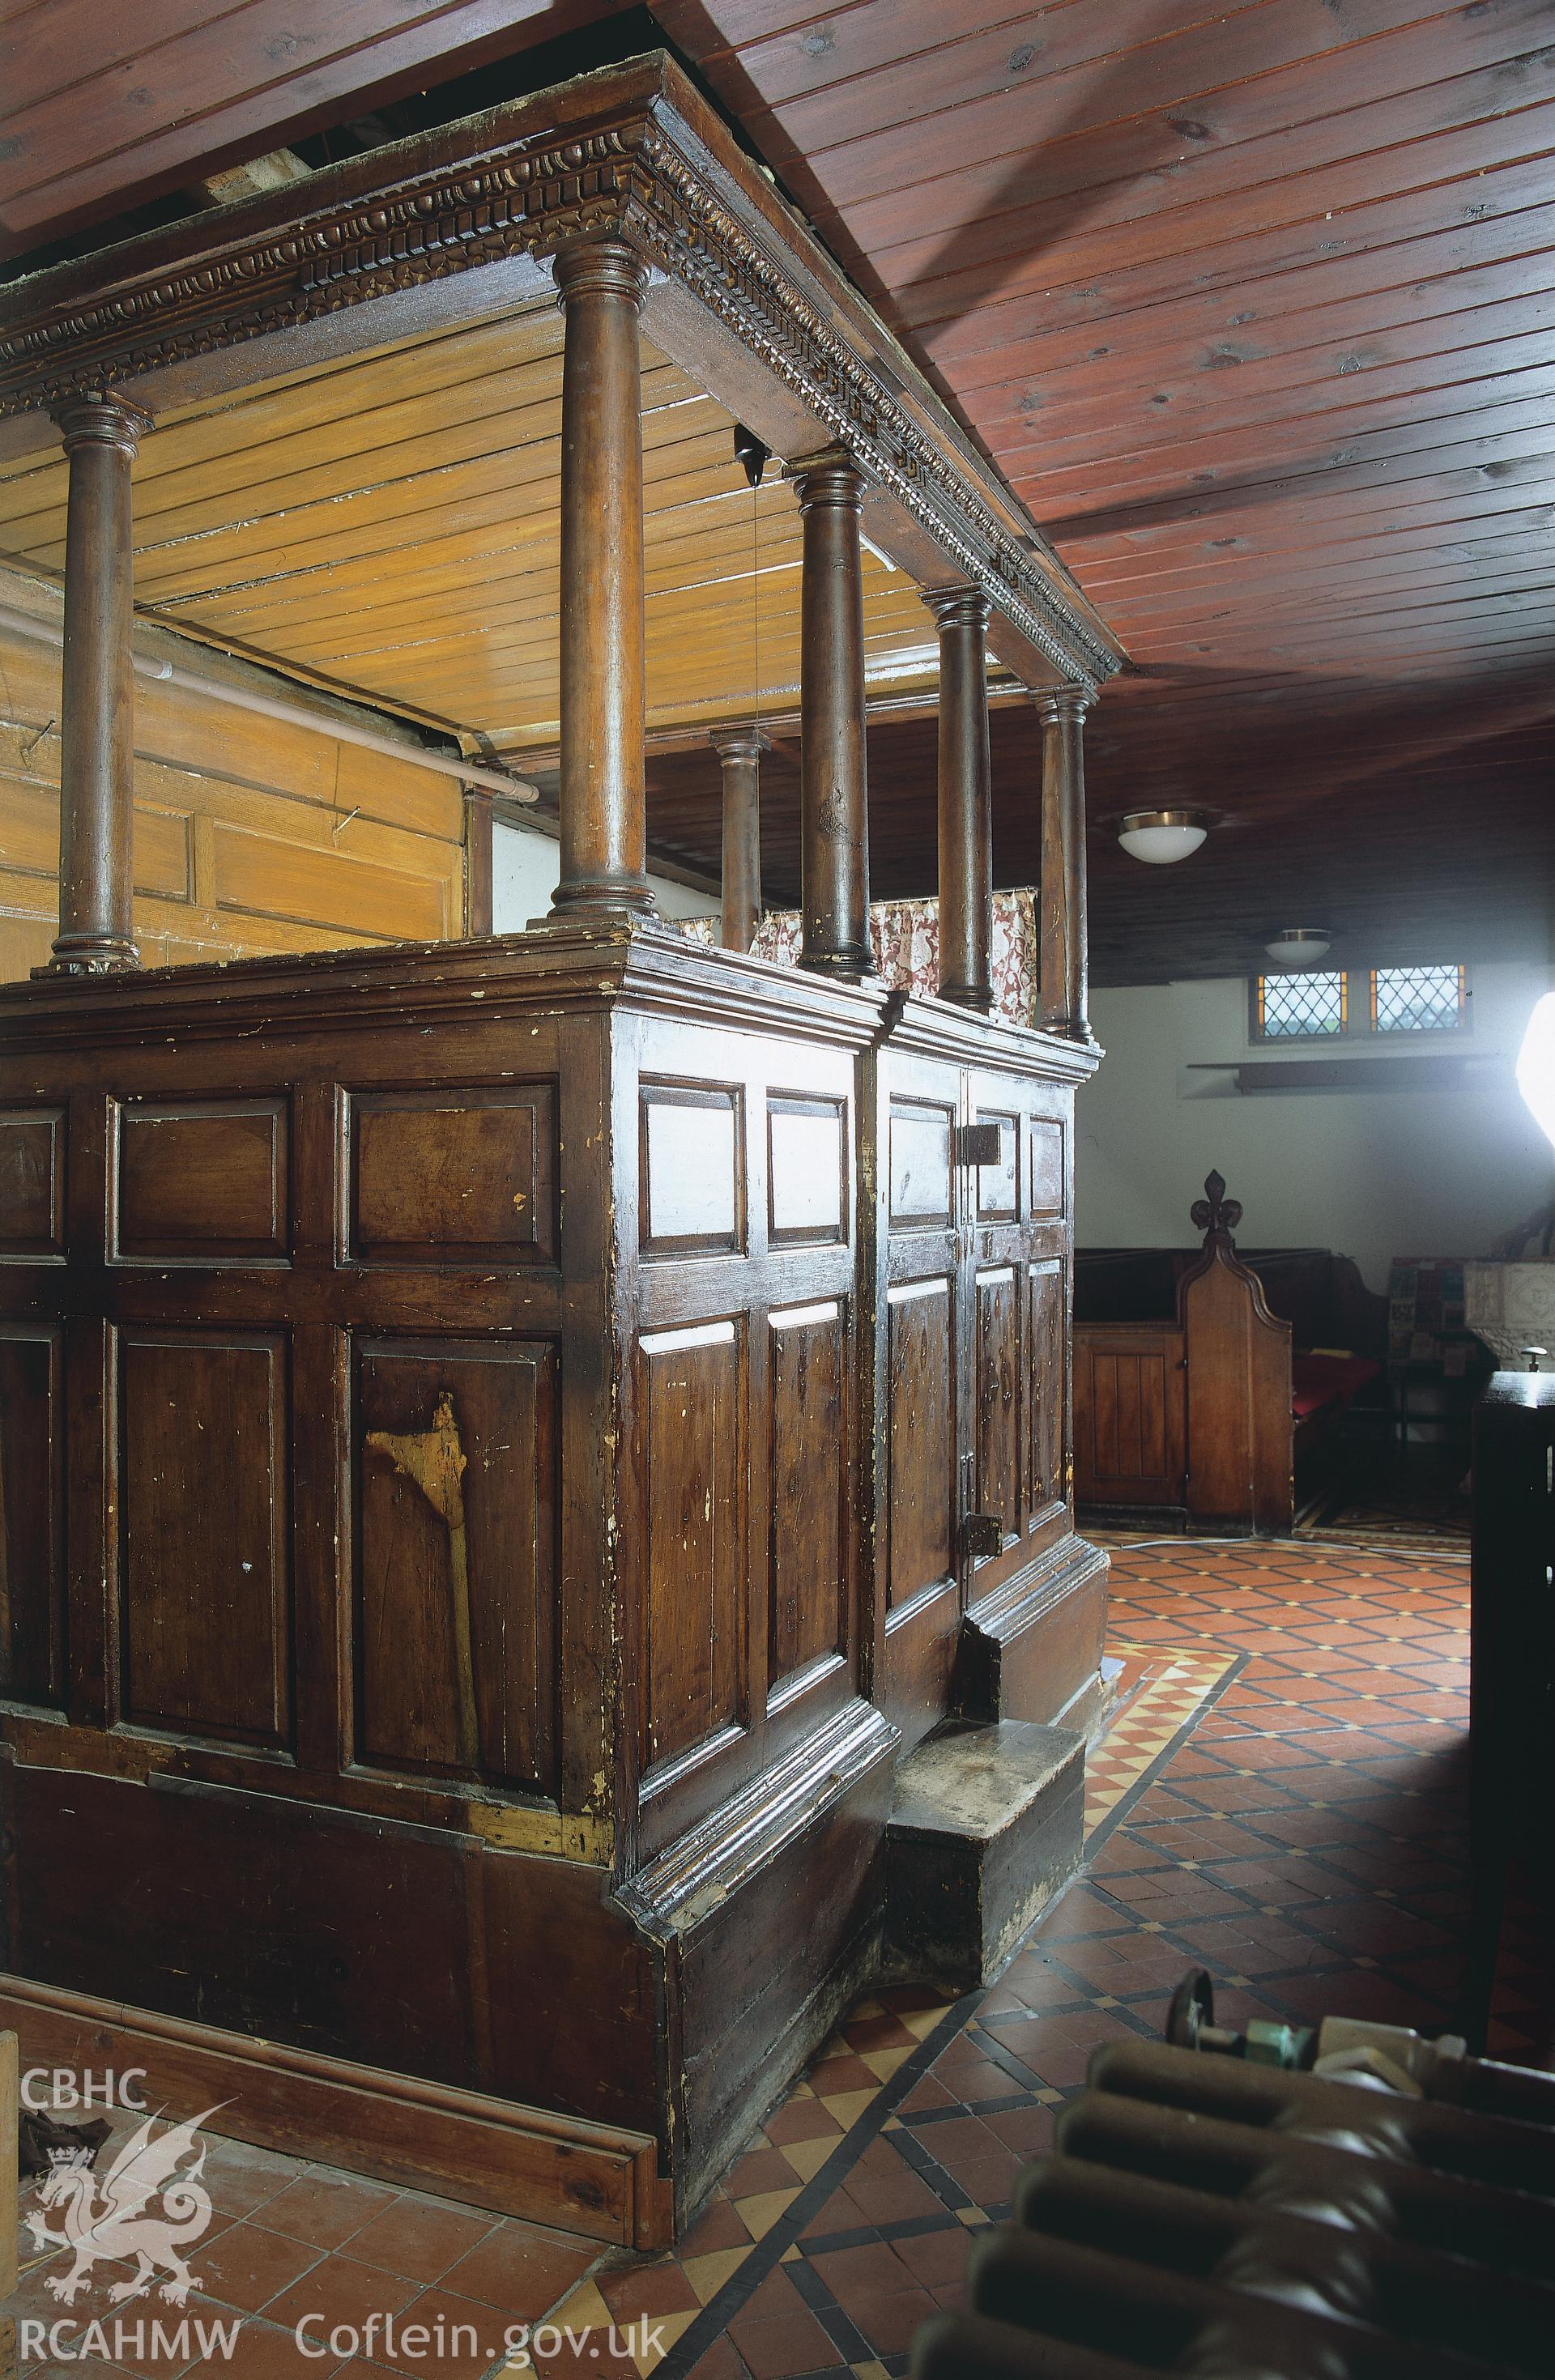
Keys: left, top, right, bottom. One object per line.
{"left": 0, "top": 56, "right": 1122, "bottom": 697}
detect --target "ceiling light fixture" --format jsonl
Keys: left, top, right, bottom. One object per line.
{"left": 1117, "top": 807, "right": 1210, "bottom": 865}
{"left": 1265, "top": 927, "right": 1332, "bottom": 970}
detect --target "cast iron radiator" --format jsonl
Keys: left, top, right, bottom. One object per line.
{"left": 912, "top": 1995, "right": 1555, "bottom": 2379}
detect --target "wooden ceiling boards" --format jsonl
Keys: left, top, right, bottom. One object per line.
{"left": 2, "top": 7, "right": 1551, "bottom": 979}
{"left": 0, "top": 304, "right": 952, "bottom": 750}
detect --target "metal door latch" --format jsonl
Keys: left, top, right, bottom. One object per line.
{"left": 960, "top": 1510, "right": 1003, "bottom": 1562}
{"left": 956, "top": 1121, "right": 1003, "bottom": 1168}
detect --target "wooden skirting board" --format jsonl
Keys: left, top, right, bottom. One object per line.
{"left": 0, "top": 1973, "right": 668, "bottom": 2250}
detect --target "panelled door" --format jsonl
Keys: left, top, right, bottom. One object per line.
{"left": 961, "top": 1063, "right": 1074, "bottom": 1622}
{"left": 878, "top": 1045, "right": 1076, "bottom": 1748}
{"left": 878, "top": 1046, "right": 965, "bottom": 1746}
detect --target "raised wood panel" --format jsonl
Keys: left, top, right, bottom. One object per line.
{"left": 768, "top": 1301, "right": 846, "bottom": 1692}
{"left": 0, "top": 611, "right": 465, "bottom": 986}
{"left": 1029, "top": 1121, "right": 1065, "bottom": 1221}
{"left": 975, "top": 1267, "right": 1021, "bottom": 1549}
{"left": 0, "top": 778, "right": 190, "bottom": 899}
{"left": 888, "top": 1101, "right": 954, "bottom": 1228}
{"left": 0, "top": 1106, "right": 63, "bottom": 1257}
{"left": 885, "top": 1279, "right": 953, "bottom": 1610}
{"left": 768, "top": 1095, "right": 846, "bottom": 1245}
{"left": 211, "top": 820, "right": 448, "bottom": 943}
{"left": 356, "top": 1339, "right": 557, "bottom": 1790}
{"left": 120, "top": 1331, "right": 290, "bottom": 1747}
{"left": 1182, "top": 1251, "right": 1293, "bottom": 1534}
{"left": 0, "top": 1326, "right": 65, "bottom": 1707}
{"left": 641, "top": 1084, "right": 742, "bottom": 1257}
{"left": 1075, "top": 1328, "right": 1185, "bottom": 1510}
{"left": 116, "top": 1098, "right": 288, "bottom": 1262}
{"left": 974, "top": 1110, "right": 1018, "bottom": 1223}
{"left": 1030, "top": 1262, "right": 1067, "bottom": 1514}
{"left": 351, "top": 1086, "right": 556, "bottom": 1267}
{"left": 639, "top": 1320, "right": 744, "bottom": 1772}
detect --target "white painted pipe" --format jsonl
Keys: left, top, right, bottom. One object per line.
{"left": 0, "top": 601, "right": 539, "bottom": 803}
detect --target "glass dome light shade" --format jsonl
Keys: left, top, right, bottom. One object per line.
{"left": 1265, "top": 929, "right": 1332, "bottom": 970}
{"left": 1117, "top": 809, "right": 1210, "bottom": 865}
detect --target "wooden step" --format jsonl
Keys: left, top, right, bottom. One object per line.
{"left": 884, "top": 1721, "right": 1085, "bottom": 1989}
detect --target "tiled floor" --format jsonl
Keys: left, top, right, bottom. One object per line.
{"left": 10, "top": 1535, "right": 1497, "bottom": 2380}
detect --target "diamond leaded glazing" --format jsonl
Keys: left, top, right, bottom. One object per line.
{"left": 1371, "top": 964, "right": 1464, "bottom": 1033}
{"left": 1258, "top": 972, "right": 1346, "bottom": 1038}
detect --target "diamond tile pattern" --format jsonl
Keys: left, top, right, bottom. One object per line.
{"left": 11, "top": 1537, "right": 1522, "bottom": 2380}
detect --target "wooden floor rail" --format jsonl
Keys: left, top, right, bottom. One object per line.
{"left": 0, "top": 1973, "right": 667, "bottom": 2248}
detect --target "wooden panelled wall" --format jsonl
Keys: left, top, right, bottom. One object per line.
{"left": 0, "top": 926, "right": 1104, "bottom": 2222}
{"left": 0, "top": 603, "right": 465, "bottom": 981}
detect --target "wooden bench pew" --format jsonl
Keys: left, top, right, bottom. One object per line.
{"left": 1073, "top": 1175, "right": 1387, "bottom": 1534}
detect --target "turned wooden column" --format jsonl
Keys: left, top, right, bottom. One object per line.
{"left": 790, "top": 452, "right": 872, "bottom": 975}
{"left": 928, "top": 585, "right": 993, "bottom": 1011}
{"left": 712, "top": 727, "right": 768, "bottom": 952}
{"left": 42, "top": 394, "right": 152, "bottom": 975}
{"left": 1037, "top": 687, "right": 1095, "bottom": 1042}
{"left": 549, "top": 236, "right": 654, "bottom": 919}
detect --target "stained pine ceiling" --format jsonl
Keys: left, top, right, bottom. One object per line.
{"left": 3, "top": 0, "right": 1552, "bottom": 978}
{"left": 0, "top": 305, "right": 944, "bottom": 752}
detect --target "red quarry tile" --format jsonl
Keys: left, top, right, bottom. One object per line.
{"left": 200, "top": 2140, "right": 306, "bottom": 2221}
{"left": 799, "top": 2183, "right": 871, "bottom": 2240}
{"left": 334, "top": 2198, "right": 496, "bottom": 2286}
{"left": 439, "top": 2220, "right": 599, "bottom": 2318}
{"left": 195, "top": 2319, "right": 347, "bottom": 2380}
{"left": 263, "top": 2254, "right": 420, "bottom": 2341}
{"left": 724, "top": 2147, "right": 807, "bottom": 2199}
{"left": 1031, "top": 1885, "right": 1138, "bottom": 1939}
{"left": 680, "top": 2194, "right": 754, "bottom": 2255}
{"left": 1091, "top": 1871, "right": 1250, "bottom": 1923}
{"left": 194, "top": 2219, "right": 326, "bottom": 2314}
{"left": 937, "top": 2151, "right": 1022, "bottom": 2208}
{"left": 930, "top": 2045, "right": 1020, "bottom": 2101}
{"left": 803, "top": 2052, "right": 880, "bottom": 2098}
{"left": 763, "top": 2097, "right": 845, "bottom": 2149}
{"left": 837, "top": 2139, "right": 945, "bottom": 2225}
{"left": 684, "top": 2342, "right": 751, "bottom": 2380}
{"left": 897, "top": 2072, "right": 960, "bottom": 2116}
{"left": 596, "top": 2258, "right": 701, "bottom": 2321}
{"left": 369, "top": 2288, "right": 517, "bottom": 2380}
{"left": 888, "top": 2227, "right": 971, "bottom": 2289}
{"left": 807, "top": 2240, "right": 909, "bottom": 2302}
{"left": 843, "top": 2284, "right": 939, "bottom": 2355}
{"left": 841, "top": 2012, "right": 920, "bottom": 2052}
{"left": 1088, "top": 1834, "right": 1170, "bottom": 1876}
{"left": 726, "top": 2305, "right": 840, "bottom": 2379}
{"left": 1127, "top": 1816, "right": 1285, "bottom": 1863}
{"left": 255, "top": 2176, "right": 400, "bottom": 2253}
{"left": 982, "top": 2104, "right": 1057, "bottom": 2156}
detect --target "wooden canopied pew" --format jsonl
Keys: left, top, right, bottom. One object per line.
{"left": 0, "top": 54, "right": 1123, "bottom": 2239}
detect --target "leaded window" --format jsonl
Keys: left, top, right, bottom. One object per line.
{"left": 1370, "top": 964, "right": 1466, "bottom": 1034}
{"left": 1251, "top": 963, "right": 1469, "bottom": 1043}
{"left": 1257, "top": 973, "right": 1347, "bottom": 1040}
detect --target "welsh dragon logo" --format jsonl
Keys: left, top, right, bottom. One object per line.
{"left": 26, "top": 2107, "right": 218, "bottom": 2306}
